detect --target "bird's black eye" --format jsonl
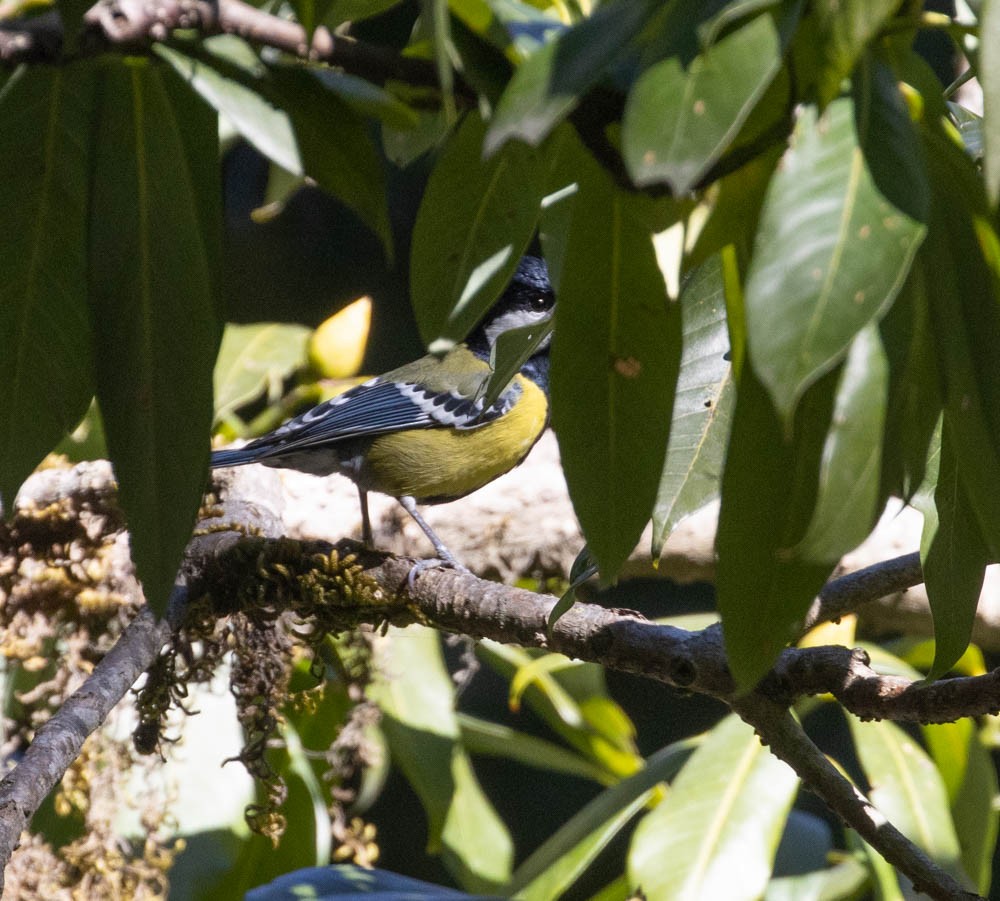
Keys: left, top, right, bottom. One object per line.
{"left": 530, "top": 294, "right": 553, "bottom": 312}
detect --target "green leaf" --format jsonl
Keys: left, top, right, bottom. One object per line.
{"left": 686, "top": 144, "right": 782, "bottom": 271}
{"left": 88, "top": 59, "right": 222, "bottom": 616}
{"left": 156, "top": 38, "right": 300, "bottom": 174}
{"left": 852, "top": 49, "right": 929, "bottom": 225}
{"left": 266, "top": 65, "right": 393, "bottom": 260}
{"left": 322, "top": 0, "right": 403, "bottom": 28}
{"left": 651, "top": 256, "right": 733, "bottom": 557}
{"left": 511, "top": 740, "right": 697, "bottom": 901}
{"left": 312, "top": 69, "right": 419, "bottom": 130}
{"left": 552, "top": 156, "right": 682, "bottom": 579}
{"left": 213, "top": 323, "right": 311, "bottom": 425}
{"left": 622, "top": 13, "right": 782, "bottom": 193}
{"left": 744, "top": 97, "right": 926, "bottom": 422}
{"left": 809, "top": 0, "right": 900, "bottom": 109}
{"left": 449, "top": 0, "right": 559, "bottom": 62}
{"left": 485, "top": 0, "right": 651, "bottom": 155}
{"left": 923, "top": 719, "right": 1000, "bottom": 895}
{"left": 921, "top": 128, "right": 1000, "bottom": 558}
{"left": 877, "top": 262, "right": 940, "bottom": 503}
{"left": 920, "top": 422, "right": 989, "bottom": 680}
{"left": 981, "top": 0, "right": 1000, "bottom": 205}
{"left": 457, "top": 714, "right": 609, "bottom": 783}
{"left": 423, "top": 0, "right": 456, "bottom": 121}
{"left": 627, "top": 713, "right": 799, "bottom": 900}
{"left": 848, "top": 716, "right": 969, "bottom": 885}
{"left": 371, "top": 626, "right": 512, "bottom": 892}
{"left": 410, "top": 111, "right": 545, "bottom": 347}
{"left": 157, "top": 41, "right": 393, "bottom": 257}
{"left": 795, "top": 322, "right": 887, "bottom": 561}
{"left": 764, "top": 858, "right": 869, "bottom": 901}
{"left": 288, "top": 0, "right": 335, "bottom": 40}
{"left": 0, "top": 65, "right": 97, "bottom": 511}
{"left": 477, "top": 641, "right": 640, "bottom": 781}
{"left": 716, "top": 361, "right": 840, "bottom": 688}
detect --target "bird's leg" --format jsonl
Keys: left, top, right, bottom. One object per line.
{"left": 397, "top": 496, "right": 471, "bottom": 581}
{"left": 358, "top": 487, "right": 373, "bottom": 547}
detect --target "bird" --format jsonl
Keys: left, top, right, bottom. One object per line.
{"left": 211, "top": 256, "right": 555, "bottom": 571}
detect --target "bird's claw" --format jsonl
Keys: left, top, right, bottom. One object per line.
{"left": 407, "top": 557, "right": 471, "bottom": 591}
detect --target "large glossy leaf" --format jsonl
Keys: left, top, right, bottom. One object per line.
{"left": 551, "top": 154, "right": 682, "bottom": 579}
{"left": 920, "top": 423, "right": 989, "bottom": 680}
{"left": 510, "top": 740, "right": 696, "bottom": 901}
{"left": 409, "top": 111, "right": 545, "bottom": 347}
{"left": 716, "top": 361, "right": 839, "bottom": 688}
{"left": 622, "top": 13, "right": 781, "bottom": 193}
{"left": 848, "top": 717, "right": 969, "bottom": 885}
{"left": 809, "top": 0, "right": 899, "bottom": 109}
{"left": 627, "top": 713, "right": 799, "bottom": 900}
{"left": 921, "top": 128, "right": 1000, "bottom": 558}
{"left": 744, "top": 97, "right": 925, "bottom": 422}
{"left": 88, "top": 59, "right": 222, "bottom": 616}
{"left": 795, "top": 323, "right": 887, "bottom": 561}
{"left": 980, "top": 0, "right": 1000, "bottom": 205}
{"left": 651, "top": 256, "right": 733, "bottom": 557}
{"left": 371, "top": 626, "right": 512, "bottom": 892}
{"left": 923, "top": 718, "right": 999, "bottom": 895}
{"left": 484, "top": 0, "right": 651, "bottom": 155}
{"left": 0, "top": 65, "right": 97, "bottom": 511}
{"left": 213, "top": 323, "right": 311, "bottom": 426}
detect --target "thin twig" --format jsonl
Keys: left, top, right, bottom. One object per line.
{"left": 732, "top": 695, "right": 982, "bottom": 901}
{"left": 0, "top": 606, "right": 172, "bottom": 889}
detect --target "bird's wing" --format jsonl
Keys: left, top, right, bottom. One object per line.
{"left": 236, "top": 377, "right": 519, "bottom": 459}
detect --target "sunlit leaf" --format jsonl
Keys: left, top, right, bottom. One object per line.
{"left": 848, "top": 716, "right": 969, "bottom": 886}
{"left": 213, "top": 323, "right": 311, "bottom": 425}
{"left": 511, "top": 740, "right": 697, "bottom": 901}
{"left": 744, "top": 97, "right": 925, "bottom": 421}
{"left": 795, "top": 322, "right": 887, "bottom": 561}
{"left": 651, "top": 256, "right": 733, "bottom": 557}
{"left": 485, "top": 0, "right": 649, "bottom": 155}
{"left": 371, "top": 626, "right": 512, "bottom": 891}
{"left": 923, "top": 718, "right": 1000, "bottom": 895}
{"left": 623, "top": 13, "right": 781, "bottom": 193}
{"left": 764, "top": 858, "right": 869, "bottom": 901}
{"left": 627, "top": 714, "right": 798, "bottom": 900}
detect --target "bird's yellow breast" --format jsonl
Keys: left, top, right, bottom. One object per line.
{"left": 359, "top": 374, "right": 549, "bottom": 502}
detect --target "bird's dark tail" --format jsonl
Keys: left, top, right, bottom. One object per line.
{"left": 211, "top": 447, "right": 262, "bottom": 468}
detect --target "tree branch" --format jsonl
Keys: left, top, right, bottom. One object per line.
{"left": 1, "top": 0, "right": 450, "bottom": 94}
{"left": 0, "top": 606, "right": 171, "bottom": 890}
{"left": 0, "top": 463, "right": 991, "bottom": 899}
{"left": 732, "top": 695, "right": 981, "bottom": 901}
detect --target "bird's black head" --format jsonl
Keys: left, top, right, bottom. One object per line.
{"left": 467, "top": 256, "right": 555, "bottom": 357}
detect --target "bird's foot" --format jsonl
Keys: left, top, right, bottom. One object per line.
{"left": 407, "top": 556, "right": 472, "bottom": 591}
